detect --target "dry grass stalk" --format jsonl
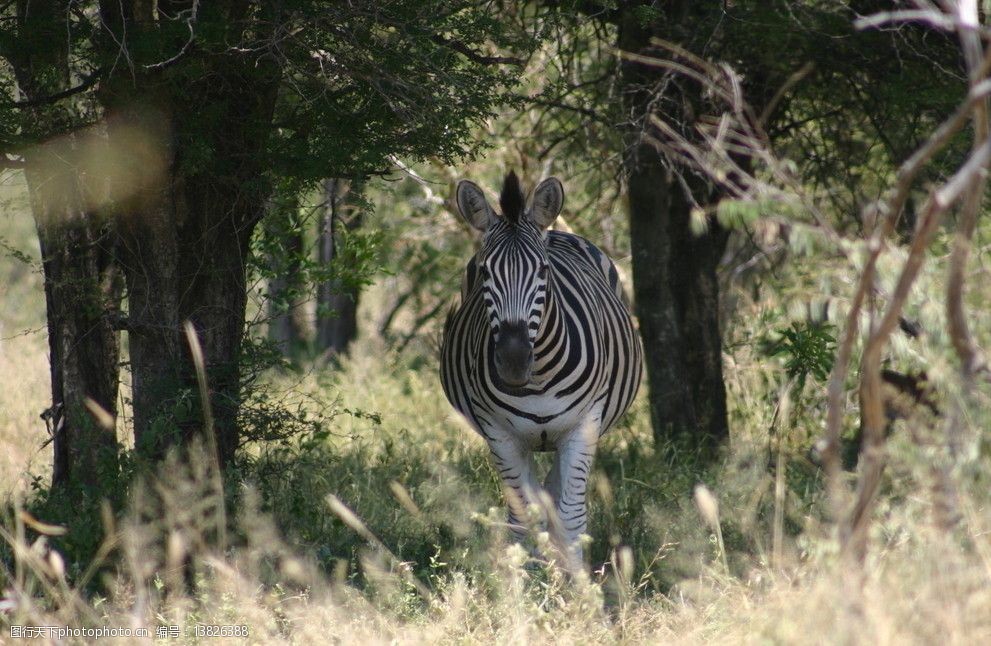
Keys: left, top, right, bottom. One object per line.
{"left": 693, "top": 484, "right": 728, "bottom": 574}
{"left": 326, "top": 493, "right": 432, "bottom": 599}
{"left": 182, "top": 320, "right": 227, "bottom": 553}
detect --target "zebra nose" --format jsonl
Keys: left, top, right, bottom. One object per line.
{"left": 494, "top": 321, "right": 533, "bottom": 387}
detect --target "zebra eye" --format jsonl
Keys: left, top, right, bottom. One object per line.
{"left": 537, "top": 264, "right": 548, "bottom": 280}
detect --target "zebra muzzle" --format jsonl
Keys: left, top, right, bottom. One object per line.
{"left": 494, "top": 321, "right": 533, "bottom": 387}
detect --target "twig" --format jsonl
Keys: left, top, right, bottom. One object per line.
{"left": 759, "top": 63, "right": 815, "bottom": 127}
{"left": 145, "top": 2, "right": 199, "bottom": 71}
{"left": 844, "top": 134, "right": 991, "bottom": 563}
{"left": 1, "top": 68, "right": 104, "bottom": 108}
{"left": 430, "top": 34, "right": 524, "bottom": 66}
{"left": 183, "top": 321, "right": 228, "bottom": 554}
{"left": 854, "top": 9, "right": 963, "bottom": 33}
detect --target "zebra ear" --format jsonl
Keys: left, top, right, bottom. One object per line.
{"left": 456, "top": 180, "right": 497, "bottom": 232}
{"left": 529, "top": 177, "right": 564, "bottom": 229}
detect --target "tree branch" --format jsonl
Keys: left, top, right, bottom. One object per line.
{"left": 516, "top": 94, "right": 607, "bottom": 123}
{"left": 430, "top": 35, "right": 524, "bottom": 66}
{"left": 946, "top": 1, "right": 989, "bottom": 379}
{"left": 1, "top": 68, "right": 104, "bottom": 108}
{"left": 844, "top": 132, "right": 991, "bottom": 564}
{"left": 144, "top": 1, "right": 199, "bottom": 71}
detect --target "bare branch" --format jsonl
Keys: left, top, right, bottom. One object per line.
{"left": 430, "top": 35, "right": 524, "bottom": 66}
{"left": 822, "top": 62, "right": 991, "bottom": 518}
{"left": 853, "top": 9, "right": 964, "bottom": 33}
{"left": 144, "top": 2, "right": 199, "bottom": 72}
{"left": 946, "top": 0, "right": 989, "bottom": 379}
{"left": 845, "top": 131, "right": 991, "bottom": 563}
{"left": 759, "top": 63, "right": 814, "bottom": 127}
{"left": 516, "top": 94, "right": 607, "bottom": 123}
{"left": 1, "top": 68, "right": 104, "bottom": 108}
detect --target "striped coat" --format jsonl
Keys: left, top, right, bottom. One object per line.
{"left": 440, "top": 172, "right": 642, "bottom": 570}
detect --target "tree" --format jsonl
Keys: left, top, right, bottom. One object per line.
{"left": 542, "top": 0, "right": 963, "bottom": 459}
{"left": 316, "top": 179, "right": 363, "bottom": 358}
{"left": 265, "top": 191, "right": 312, "bottom": 359}
{"left": 618, "top": 3, "right": 731, "bottom": 456}
{"left": 1, "top": 1, "right": 529, "bottom": 478}
{"left": 1, "top": 2, "right": 122, "bottom": 487}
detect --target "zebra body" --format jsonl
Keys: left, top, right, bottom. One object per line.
{"left": 440, "top": 172, "right": 642, "bottom": 570}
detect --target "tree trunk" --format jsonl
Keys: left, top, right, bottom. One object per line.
{"left": 266, "top": 197, "right": 311, "bottom": 358}
{"left": 22, "top": 146, "right": 122, "bottom": 487}
{"left": 316, "top": 178, "right": 362, "bottom": 357}
{"left": 619, "top": 3, "right": 730, "bottom": 458}
{"left": 96, "top": 0, "right": 282, "bottom": 470}
{"left": 8, "top": 1, "right": 121, "bottom": 487}
{"left": 109, "top": 102, "right": 277, "bottom": 471}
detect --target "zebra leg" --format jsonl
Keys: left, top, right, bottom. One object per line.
{"left": 545, "top": 404, "right": 603, "bottom": 571}
{"left": 487, "top": 433, "right": 542, "bottom": 546}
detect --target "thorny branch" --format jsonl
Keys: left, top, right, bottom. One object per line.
{"left": 636, "top": 1, "right": 990, "bottom": 570}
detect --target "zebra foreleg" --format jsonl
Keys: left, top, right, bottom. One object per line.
{"left": 545, "top": 404, "right": 603, "bottom": 571}
{"left": 487, "top": 434, "right": 543, "bottom": 547}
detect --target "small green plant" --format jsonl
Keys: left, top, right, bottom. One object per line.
{"left": 767, "top": 321, "right": 837, "bottom": 393}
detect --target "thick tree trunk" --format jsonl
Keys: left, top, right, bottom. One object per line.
{"left": 619, "top": 3, "right": 730, "bottom": 458}
{"left": 9, "top": 1, "right": 121, "bottom": 487}
{"left": 316, "top": 179, "right": 361, "bottom": 357}
{"left": 23, "top": 146, "right": 122, "bottom": 487}
{"left": 111, "top": 109, "right": 276, "bottom": 471}
{"left": 625, "top": 145, "right": 730, "bottom": 456}
{"left": 97, "top": 18, "right": 281, "bottom": 469}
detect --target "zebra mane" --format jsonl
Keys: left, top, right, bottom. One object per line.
{"left": 499, "top": 171, "right": 526, "bottom": 224}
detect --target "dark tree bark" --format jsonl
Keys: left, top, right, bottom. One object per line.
{"left": 7, "top": 1, "right": 121, "bottom": 487}
{"left": 266, "top": 197, "right": 311, "bottom": 358}
{"left": 618, "top": 2, "right": 730, "bottom": 457}
{"left": 97, "top": 3, "right": 282, "bottom": 470}
{"left": 24, "top": 149, "right": 123, "bottom": 487}
{"left": 109, "top": 101, "right": 278, "bottom": 470}
{"left": 316, "top": 178, "right": 362, "bottom": 357}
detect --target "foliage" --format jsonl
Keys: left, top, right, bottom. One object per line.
{"left": 767, "top": 321, "right": 837, "bottom": 393}
{"left": 247, "top": 183, "right": 383, "bottom": 345}
{"left": 0, "top": 0, "right": 537, "bottom": 476}
{"left": 0, "top": 1, "right": 533, "bottom": 176}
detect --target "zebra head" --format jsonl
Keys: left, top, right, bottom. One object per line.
{"left": 455, "top": 171, "right": 564, "bottom": 388}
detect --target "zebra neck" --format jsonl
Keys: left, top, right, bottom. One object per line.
{"left": 531, "top": 280, "right": 567, "bottom": 374}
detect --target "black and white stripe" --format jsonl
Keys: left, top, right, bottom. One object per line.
{"left": 440, "top": 172, "right": 642, "bottom": 569}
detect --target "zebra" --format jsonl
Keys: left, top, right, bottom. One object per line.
{"left": 440, "top": 171, "right": 643, "bottom": 570}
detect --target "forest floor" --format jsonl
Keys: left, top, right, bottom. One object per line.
{"left": 2, "top": 171, "right": 991, "bottom": 644}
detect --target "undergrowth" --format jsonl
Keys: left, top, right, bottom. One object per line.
{"left": 2, "top": 186, "right": 991, "bottom": 641}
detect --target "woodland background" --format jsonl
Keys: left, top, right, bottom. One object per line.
{"left": 1, "top": 1, "right": 990, "bottom": 643}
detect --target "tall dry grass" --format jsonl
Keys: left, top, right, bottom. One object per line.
{"left": 2, "top": 167, "right": 991, "bottom": 644}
